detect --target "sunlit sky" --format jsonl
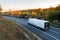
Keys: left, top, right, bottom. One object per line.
{"left": 0, "top": 0, "right": 60, "bottom": 11}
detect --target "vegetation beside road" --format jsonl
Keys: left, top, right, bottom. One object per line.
{"left": 47, "top": 11, "right": 60, "bottom": 28}
{"left": 0, "top": 17, "right": 38, "bottom": 40}
{"left": 50, "top": 21, "right": 60, "bottom": 28}
{"left": 2, "top": 4, "right": 60, "bottom": 28}
{"left": 45, "top": 5, "right": 60, "bottom": 28}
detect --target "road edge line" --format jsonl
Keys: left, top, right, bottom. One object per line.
{"left": 16, "top": 23, "right": 43, "bottom": 40}
{"left": 50, "top": 26, "right": 60, "bottom": 30}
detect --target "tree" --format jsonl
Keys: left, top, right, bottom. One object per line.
{"left": 43, "top": 4, "right": 60, "bottom": 20}
{"left": 44, "top": 7, "right": 55, "bottom": 18}
{"left": 36, "top": 9, "right": 42, "bottom": 19}
{"left": 47, "top": 11, "right": 60, "bottom": 22}
{"left": 0, "top": 5, "right": 2, "bottom": 17}
{"left": 55, "top": 4, "right": 60, "bottom": 11}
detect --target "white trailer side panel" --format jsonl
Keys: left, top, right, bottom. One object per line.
{"left": 28, "top": 18, "right": 45, "bottom": 29}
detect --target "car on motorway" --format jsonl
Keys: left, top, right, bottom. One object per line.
{"left": 28, "top": 18, "right": 50, "bottom": 30}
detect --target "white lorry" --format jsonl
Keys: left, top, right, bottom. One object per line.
{"left": 28, "top": 18, "right": 50, "bottom": 30}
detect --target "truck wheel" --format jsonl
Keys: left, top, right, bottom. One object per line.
{"left": 28, "top": 23, "right": 30, "bottom": 25}
{"left": 45, "top": 27, "right": 50, "bottom": 31}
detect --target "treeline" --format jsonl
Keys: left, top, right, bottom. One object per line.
{"left": 43, "top": 4, "right": 60, "bottom": 22}
{"left": 2, "top": 4, "right": 60, "bottom": 21}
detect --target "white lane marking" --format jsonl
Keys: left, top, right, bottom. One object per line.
{"left": 16, "top": 23, "right": 43, "bottom": 40}
{"left": 49, "top": 30, "right": 59, "bottom": 35}
{"left": 26, "top": 24, "right": 59, "bottom": 40}
{"left": 4, "top": 17, "right": 59, "bottom": 40}
{"left": 50, "top": 26, "right": 60, "bottom": 30}
{"left": 33, "top": 27, "right": 59, "bottom": 40}
{"left": 19, "top": 20, "right": 59, "bottom": 40}
{"left": 15, "top": 19, "right": 59, "bottom": 40}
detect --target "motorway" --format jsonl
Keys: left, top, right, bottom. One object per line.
{"left": 3, "top": 16, "right": 60, "bottom": 40}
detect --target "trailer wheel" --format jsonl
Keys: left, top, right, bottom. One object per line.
{"left": 28, "top": 23, "right": 30, "bottom": 25}
{"left": 45, "top": 27, "right": 50, "bottom": 31}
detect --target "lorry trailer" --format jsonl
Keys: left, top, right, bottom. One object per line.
{"left": 28, "top": 18, "right": 50, "bottom": 30}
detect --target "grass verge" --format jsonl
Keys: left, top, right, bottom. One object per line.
{"left": 0, "top": 17, "right": 31, "bottom": 40}
{"left": 50, "top": 21, "right": 60, "bottom": 28}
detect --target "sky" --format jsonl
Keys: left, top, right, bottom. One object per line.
{"left": 0, "top": 0, "right": 60, "bottom": 11}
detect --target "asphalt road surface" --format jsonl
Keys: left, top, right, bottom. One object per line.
{"left": 3, "top": 16, "right": 60, "bottom": 40}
